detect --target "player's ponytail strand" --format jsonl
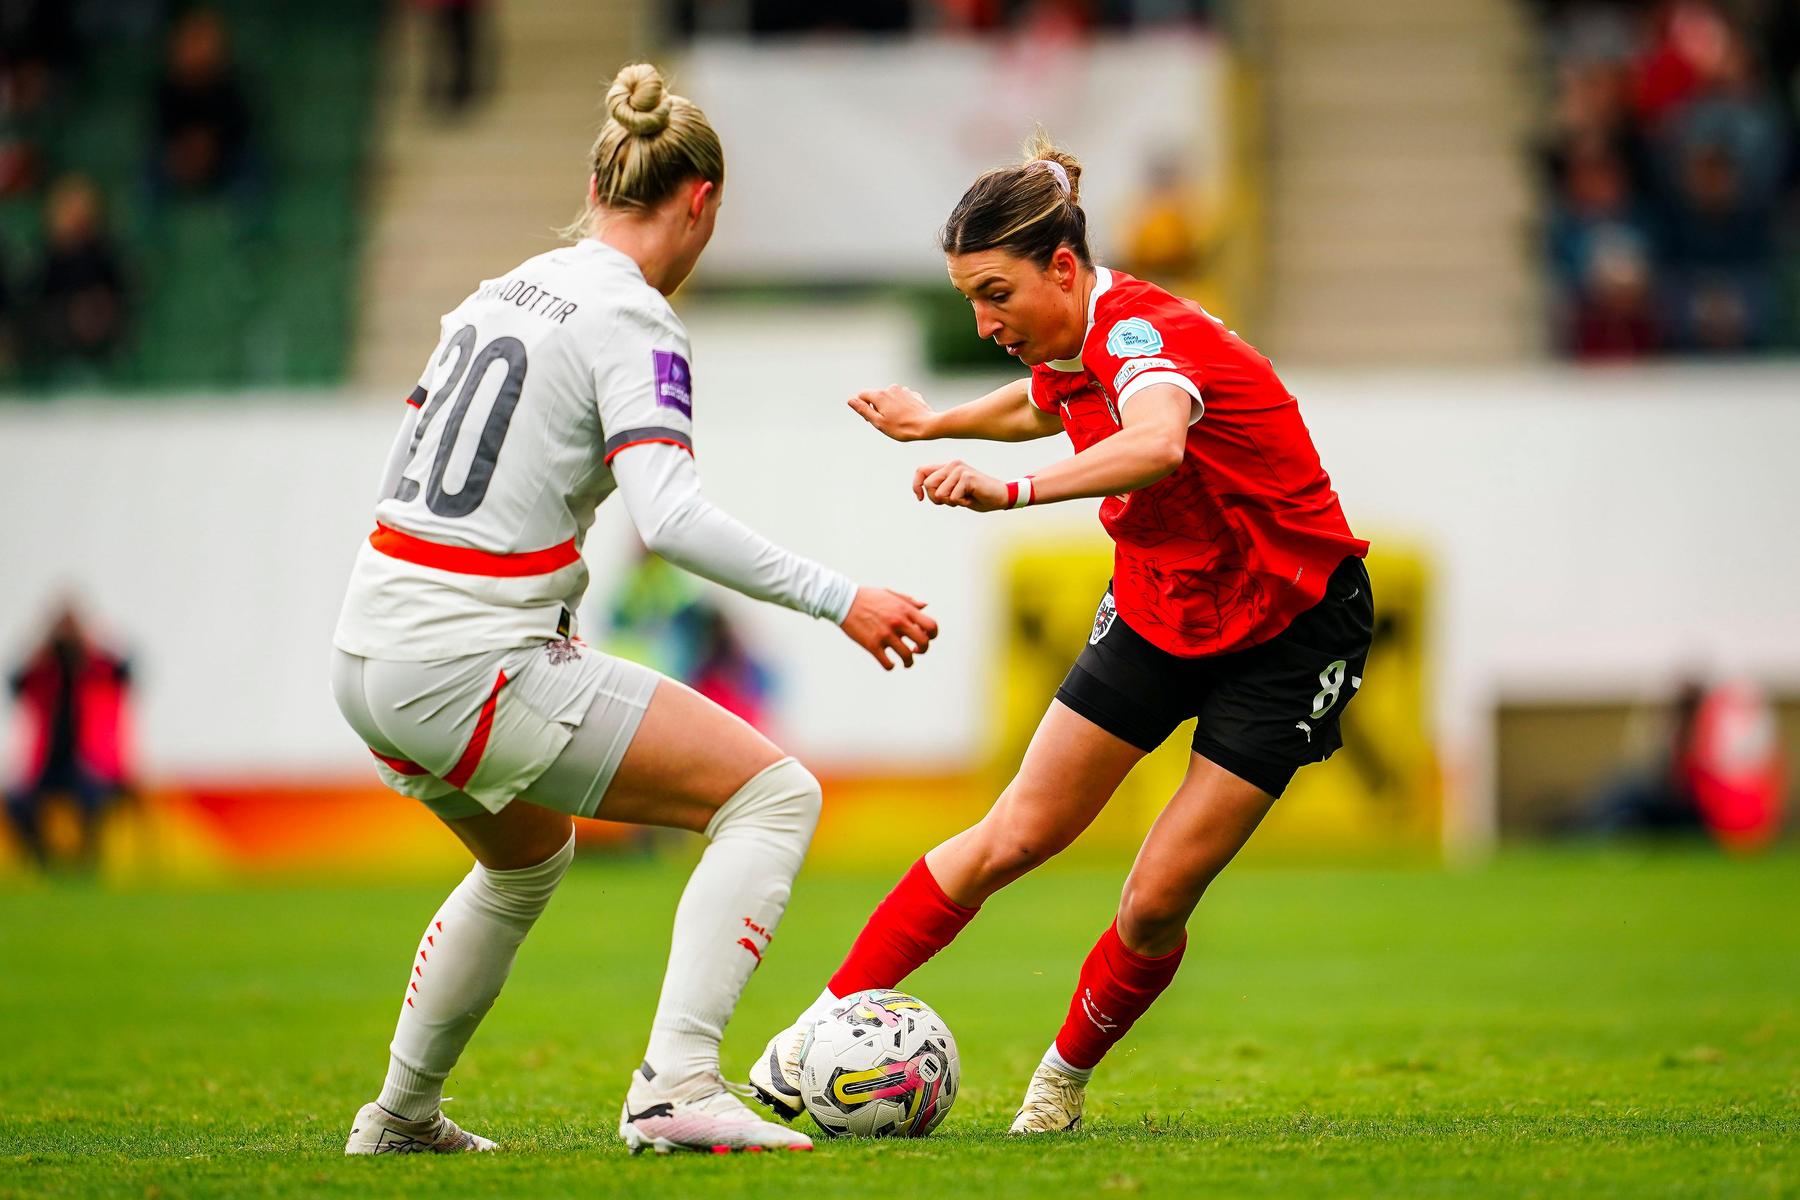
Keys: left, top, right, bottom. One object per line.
{"left": 940, "top": 129, "right": 1090, "bottom": 267}
{"left": 564, "top": 62, "right": 724, "bottom": 237}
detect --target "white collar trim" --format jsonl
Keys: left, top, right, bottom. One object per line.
{"left": 1044, "top": 266, "right": 1112, "bottom": 373}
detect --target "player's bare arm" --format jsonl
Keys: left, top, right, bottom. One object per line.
{"left": 849, "top": 379, "right": 1061, "bottom": 443}
{"left": 912, "top": 384, "right": 1191, "bottom": 512}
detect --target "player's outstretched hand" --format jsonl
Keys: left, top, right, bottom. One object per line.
{"left": 913, "top": 460, "right": 1007, "bottom": 512}
{"left": 848, "top": 385, "right": 938, "bottom": 442}
{"left": 840, "top": 587, "right": 938, "bottom": 671}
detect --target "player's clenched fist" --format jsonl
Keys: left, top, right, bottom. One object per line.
{"left": 848, "top": 385, "right": 939, "bottom": 442}
{"left": 913, "top": 460, "right": 1007, "bottom": 512}
{"left": 839, "top": 586, "right": 938, "bottom": 671}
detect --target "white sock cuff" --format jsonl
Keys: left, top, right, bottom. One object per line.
{"left": 799, "top": 983, "right": 844, "bottom": 1027}
{"left": 475, "top": 829, "right": 574, "bottom": 888}
{"left": 465, "top": 830, "right": 575, "bottom": 920}
{"left": 703, "top": 757, "right": 822, "bottom": 843}
{"left": 378, "top": 1052, "right": 449, "bottom": 1122}
{"left": 1043, "top": 1042, "right": 1095, "bottom": 1083}
{"left": 483, "top": 828, "right": 576, "bottom": 881}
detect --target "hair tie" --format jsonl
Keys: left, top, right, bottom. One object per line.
{"left": 1034, "top": 159, "right": 1071, "bottom": 196}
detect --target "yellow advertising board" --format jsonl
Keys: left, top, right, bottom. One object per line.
{"left": 994, "top": 537, "right": 1437, "bottom": 856}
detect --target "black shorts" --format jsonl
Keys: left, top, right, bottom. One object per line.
{"left": 1054, "top": 556, "right": 1374, "bottom": 798}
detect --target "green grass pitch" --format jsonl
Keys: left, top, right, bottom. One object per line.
{"left": 2, "top": 847, "right": 1795, "bottom": 1197}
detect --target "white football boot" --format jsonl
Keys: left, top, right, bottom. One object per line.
{"left": 1008, "top": 1061, "right": 1087, "bottom": 1133}
{"left": 344, "top": 1100, "right": 496, "bottom": 1154}
{"left": 620, "top": 1066, "right": 813, "bottom": 1154}
{"left": 746, "top": 1021, "right": 809, "bottom": 1122}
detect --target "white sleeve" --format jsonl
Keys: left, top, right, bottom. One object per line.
{"left": 593, "top": 301, "right": 697, "bottom": 465}
{"left": 610, "top": 440, "right": 857, "bottom": 624}
{"left": 373, "top": 384, "right": 429, "bottom": 504}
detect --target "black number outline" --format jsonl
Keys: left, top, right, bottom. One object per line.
{"left": 395, "top": 324, "right": 477, "bottom": 503}
{"left": 424, "top": 335, "right": 529, "bottom": 518}
{"left": 391, "top": 325, "right": 530, "bottom": 519}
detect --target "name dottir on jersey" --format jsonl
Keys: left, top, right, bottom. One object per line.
{"left": 471, "top": 275, "right": 581, "bottom": 324}
{"left": 1105, "top": 317, "right": 1164, "bottom": 358}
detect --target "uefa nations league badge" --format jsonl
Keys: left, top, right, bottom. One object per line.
{"left": 1105, "top": 317, "right": 1164, "bottom": 358}
{"left": 1090, "top": 592, "right": 1118, "bottom": 644}
{"left": 653, "top": 350, "right": 693, "bottom": 419}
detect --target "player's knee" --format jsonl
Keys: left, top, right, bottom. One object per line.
{"left": 969, "top": 827, "right": 1060, "bottom": 888}
{"left": 706, "top": 756, "right": 821, "bottom": 847}
{"left": 1117, "top": 878, "right": 1202, "bottom": 951}
{"left": 468, "top": 828, "right": 575, "bottom": 920}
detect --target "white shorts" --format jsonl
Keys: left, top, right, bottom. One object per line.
{"left": 330, "top": 641, "right": 661, "bottom": 820}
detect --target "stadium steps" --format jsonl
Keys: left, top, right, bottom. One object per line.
{"left": 353, "top": 0, "right": 650, "bottom": 392}
{"left": 1258, "top": 0, "right": 1541, "bottom": 365}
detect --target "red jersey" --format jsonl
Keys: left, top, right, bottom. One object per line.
{"left": 1029, "top": 269, "right": 1366, "bottom": 657}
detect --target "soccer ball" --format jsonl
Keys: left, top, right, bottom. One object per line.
{"left": 796, "top": 989, "right": 959, "bottom": 1138}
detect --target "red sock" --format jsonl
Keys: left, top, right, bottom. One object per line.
{"left": 1053, "top": 920, "right": 1186, "bottom": 1070}
{"left": 827, "top": 857, "right": 978, "bottom": 996}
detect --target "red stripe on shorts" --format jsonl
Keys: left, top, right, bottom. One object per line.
{"left": 444, "top": 671, "right": 509, "bottom": 790}
{"left": 371, "top": 749, "right": 431, "bottom": 776}
{"left": 369, "top": 523, "right": 579, "bottom": 578}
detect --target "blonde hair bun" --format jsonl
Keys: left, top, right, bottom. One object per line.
{"left": 608, "top": 62, "right": 673, "bottom": 137}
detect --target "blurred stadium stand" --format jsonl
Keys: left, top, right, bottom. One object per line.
{"left": 1531, "top": 1, "right": 1800, "bottom": 358}
{"left": 1254, "top": 0, "right": 1540, "bottom": 363}
{"left": 0, "top": 0, "right": 379, "bottom": 391}
{"left": 356, "top": 0, "right": 648, "bottom": 390}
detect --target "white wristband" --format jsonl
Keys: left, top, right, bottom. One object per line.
{"left": 1007, "top": 476, "right": 1034, "bottom": 509}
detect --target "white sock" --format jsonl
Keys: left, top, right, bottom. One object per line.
{"left": 1043, "top": 1042, "right": 1094, "bottom": 1084}
{"left": 376, "top": 832, "right": 575, "bottom": 1120}
{"left": 640, "top": 758, "right": 821, "bottom": 1099}
{"left": 797, "top": 984, "right": 843, "bottom": 1028}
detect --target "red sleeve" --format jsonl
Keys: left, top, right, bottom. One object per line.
{"left": 1083, "top": 290, "right": 1206, "bottom": 421}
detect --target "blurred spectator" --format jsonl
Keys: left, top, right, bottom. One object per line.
{"left": 1548, "top": 135, "right": 1651, "bottom": 282}
{"left": 152, "top": 7, "right": 258, "bottom": 200}
{"left": 27, "top": 175, "right": 130, "bottom": 371}
{"left": 675, "top": 0, "right": 1209, "bottom": 35}
{"left": 687, "top": 607, "right": 777, "bottom": 731}
{"left": 5, "top": 600, "right": 137, "bottom": 868}
{"left": 418, "top": 0, "right": 491, "bottom": 116}
{"left": 606, "top": 550, "right": 705, "bottom": 680}
{"left": 1577, "top": 679, "right": 1705, "bottom": 836}
{"left": 1118, "top": 153, "right": 1212, "bottom": 286}
{"left": 1578, "top": 678, "right": 1785, "bottom": 849}
{"left": 1536, "top": 0, "right": 1795, "bottom": 355}
{"left": 1663, "top": 142, "right": 1775, "bottom": 350}
{"left": 1569, "top": 233, "right": 1662, "bottom": 358}
{"left": 1630, "top": 0, "right": 1731, "bottom": 126}
{"left": 0, "top": 241, "right": 16, "bottom": 376}
{"left": 1682, "top": 680, "right": 1786, "bottom": 850}
{"left": 0, "top": 0, "right": 76, "bottom": 199}
{"left": 605, "top": 548, "right": 779, "bottom": 733}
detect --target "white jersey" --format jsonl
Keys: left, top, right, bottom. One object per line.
{"left": 335, "top": 238, "right": 854, "bottom": 661}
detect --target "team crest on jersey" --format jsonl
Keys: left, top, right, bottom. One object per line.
{"left": 1105, "top": 317, "right": 1164, "bottom": 358}
{"left": 653, "top": 350, "right": 692, "bottom": 418}
{"left": 1090, "top": 592, "right": 1118, "bottom": 645}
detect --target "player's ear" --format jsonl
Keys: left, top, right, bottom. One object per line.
{"left": 687, "top": 179, "right": 715, "bottom": 225}
{"left": 1050, "top": 245, "right": 1080, "bottom": 290}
